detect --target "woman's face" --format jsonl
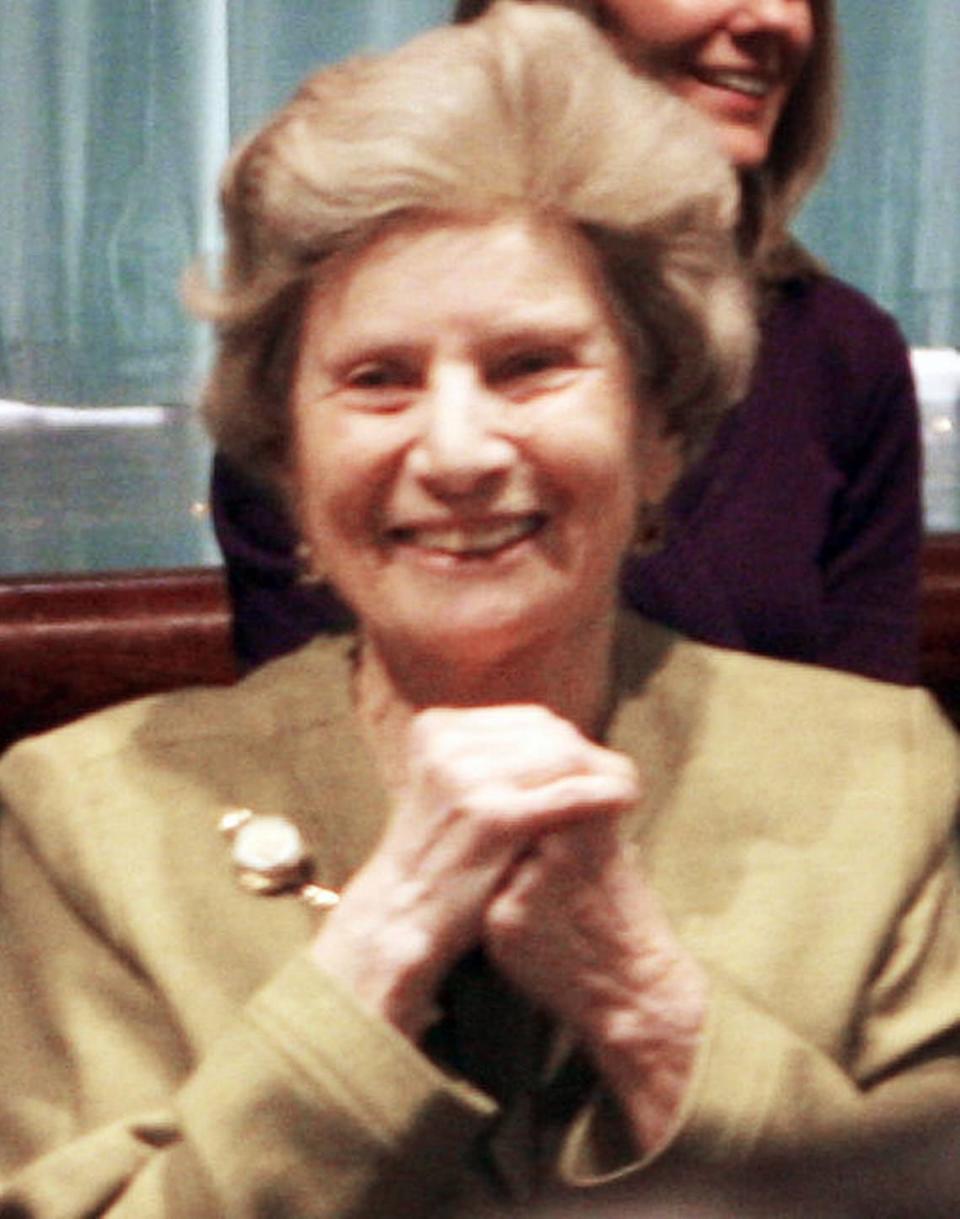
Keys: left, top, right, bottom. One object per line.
{"left": 291, "top": 214, "right": 677, "bottom": 669}
{"left": 591, "top": 0, "right": 814, "bottom": 169}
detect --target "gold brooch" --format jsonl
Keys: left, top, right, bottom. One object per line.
{"left": 219, "top": 809, "right": 340, "bottom": 910}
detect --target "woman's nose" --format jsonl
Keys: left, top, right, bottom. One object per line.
{"left": 407, "top": 369, "right": 515, "bottom": 497}
{"left": 729, "top": 0, "right": 810, "bottom": 37}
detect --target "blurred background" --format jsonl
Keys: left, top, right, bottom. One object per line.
{"left": 1, "top": 0, "right": 957, "bottom": 574}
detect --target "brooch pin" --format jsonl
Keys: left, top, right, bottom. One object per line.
{"left": 219, "top": 809, "right": 340, "bottom": 910}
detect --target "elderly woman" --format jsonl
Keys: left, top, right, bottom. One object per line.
{"left": 0, "top": 5, "right": 957, "bottom": 1217}
{"left": 213, "top": 0, "right": 922, "bottom": 686}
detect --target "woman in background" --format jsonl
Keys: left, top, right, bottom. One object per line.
{"left": 211, "top": 0, "right": 922, "bottom": 684}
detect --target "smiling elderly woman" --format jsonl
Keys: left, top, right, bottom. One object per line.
{"left": 0, "top": 4, "right": 958, "bottom": 1218}
{"left": 214, "top": 0, "right": 922, "bottom": 689}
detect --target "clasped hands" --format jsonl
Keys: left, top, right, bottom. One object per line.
{"left": 312, "top": 704, "right": 706, "bottom": 1149}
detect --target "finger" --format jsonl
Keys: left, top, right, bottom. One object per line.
{"left": 470, "top": 771, "right": 639, "bottom": 834}
{"left": 410, "top": 715, "right": 640, "bottom": 792}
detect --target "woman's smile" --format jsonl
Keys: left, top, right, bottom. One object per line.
{"left": 687, "top": 62, "right": 778, "bottom": 103}
{"left": 694, "top": 67, "right": 771, "bottom": 98}
{"left": 383, "top": 512, "right": 548, "bottom": 560}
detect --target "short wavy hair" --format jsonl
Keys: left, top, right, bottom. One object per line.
{"left": 453, "top": 0, "right": 840, "bottom": 283}
{"left": 188, "top": 1, "right": 755, "bottom": 492}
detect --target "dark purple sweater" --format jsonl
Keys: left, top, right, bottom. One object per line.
{"left": 210, "top": 273, "right": 922, "bottom": 683}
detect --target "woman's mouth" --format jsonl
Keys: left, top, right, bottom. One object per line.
{"left": 387, "top": 513, "right": 546, "bottom": 558}
{"left": 691, "top": 66, "right": 773, "bottom": 100}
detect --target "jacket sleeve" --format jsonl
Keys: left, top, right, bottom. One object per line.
{"left": 558, "top": 842, "right": 960, "bottom": 1188}
{"left": 0, "top": 809, "right": 495, "bottom": 1218}
{"left": 557, "top": 708, "right": 960, "bottom": 1189}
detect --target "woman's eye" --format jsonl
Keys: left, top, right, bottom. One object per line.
{"left": 345, "top": 362, "right": 410, "bottom": 389}
{"left": 491, "top": 348, "right": 572, "bottom": 388}
{"left": 336, "top": 361, "right": 420, "bottom": 411}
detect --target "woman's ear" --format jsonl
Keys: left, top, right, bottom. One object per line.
{"left": 637, "top": 425, "right": 682, "bottom": 507}
{"left": 274, "top": 458, "right": 297, "bottom": 513}
{"left": 627, "top": 424, "right": 681, "bottom": 558}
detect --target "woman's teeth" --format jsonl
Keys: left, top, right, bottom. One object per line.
{"left": 392, "top": 515, "right": 543, "bottom": 555}
{"left": 697, "top": 69, "right": 770, "bottom": 98}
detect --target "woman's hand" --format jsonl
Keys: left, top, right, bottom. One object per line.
{"left": 310, "top": 704, "right": 638, "bottom": 1038}
{"left": 484, "top": 817, "right": 707, "bottom": 1153}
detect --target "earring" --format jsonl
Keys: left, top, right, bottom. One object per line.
{"left": 295, "top": 540, "right": 325, "bottom": 586}
{"left": 631, "top": 501, "right": 667, "bottom": 558}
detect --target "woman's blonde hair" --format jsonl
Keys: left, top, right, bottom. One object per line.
{"left": 453, "top": 0, "right": 840, "bottom": 283}
{"left": 188, "top": 1, "right": 755, "bottom": 490}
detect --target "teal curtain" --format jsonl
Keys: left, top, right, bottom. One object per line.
{"left": 0, "top": 2, "right": 223, "bottom": 404}
{"left": 1, "top": 1, "right": 956, "bottom": 408}
{"left": 0, "top": 0, "right": 452, "bottom": 408}
{"left": 225, "top": 0, "right": 454, "bottom": 139}
{"left": 796, "top": 0, "right": 960, "bottom": 346}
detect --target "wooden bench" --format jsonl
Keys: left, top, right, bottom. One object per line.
{"left": 920, "top": 533, "right": 960, "bottom": 728}
{"left": 0, "top": 568, "right": 236, "bottom": 752}
{"left": 2, "top": 539, "right": 960, "bottom": 753}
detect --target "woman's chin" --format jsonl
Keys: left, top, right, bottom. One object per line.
{"left": 395, "top": 604, "right": 547, "bottom": 666}
{"left": 374, "top": 586, "right": 607, "bottom": 678}
{"left": 339, "top": 539, "right": 619, "bottom": 675}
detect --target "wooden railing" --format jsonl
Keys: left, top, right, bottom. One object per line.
{"left": 920, "top": 533, "right": 960, "bottom": 726}
{"left": 0, "top": 567, "right": 235, "bottom": 751}
{"left": 1, "top": 538, "right": 959, "bottom": 752}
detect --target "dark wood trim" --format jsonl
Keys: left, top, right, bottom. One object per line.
{"left": 920, "top": 533, "right": 960, "bottom": 724}
{"left": 920, "top": 533, "right": 960, "bottom": 677}
{"left": 0, "top": 568, "right": 236, "bottom": 751}
{"left": 2, "top": 536, "right": 960, "bottom": 752}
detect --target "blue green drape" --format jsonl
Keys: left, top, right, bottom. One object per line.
{"left": 0, "top": 1, "right": 957, "bottom": 409}
{"left": 796, "top": 0, "right": 960, "bottom": 345}
{"left": 0, "top": 0, "right": 451, "bottom": 407}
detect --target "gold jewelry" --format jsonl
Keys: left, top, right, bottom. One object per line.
{"left": 295, "top": 541, "right": 325, "bottom": 587}
{"left": 219, "top": 809, "right": 340, "bottom": 910}
{"left": 631, "top": 501, "right": 667, "bottom": 557}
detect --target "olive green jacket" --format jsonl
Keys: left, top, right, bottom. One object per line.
{"left": 1, "top": 616, "right": 959, "bottom": 1216}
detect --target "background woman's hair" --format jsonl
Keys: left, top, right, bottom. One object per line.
{"left": 187, "top": 1, "right": 755, "bottom": 491}
{"left": 453, "top": 0, "right": 840, "bottom": 284}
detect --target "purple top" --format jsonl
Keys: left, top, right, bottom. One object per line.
{"left": 210, "top": 272, "right": 922, "bottom": 683}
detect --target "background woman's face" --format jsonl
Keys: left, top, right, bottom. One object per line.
{"left": 290, "top": 215, "right": 678, "bottom": 668}
{"left": 592, "top": 0, "right": 814, "bottom": 169}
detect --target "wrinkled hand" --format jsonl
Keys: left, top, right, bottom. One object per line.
{"left": 312, "top": 704, "right": 638, "bottom": 1035}
{"left": 383, "top": 705, "right": 640, "bottom": 955}
{"left": 485, "top": 819, "right": 707, "bottom": 1150}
